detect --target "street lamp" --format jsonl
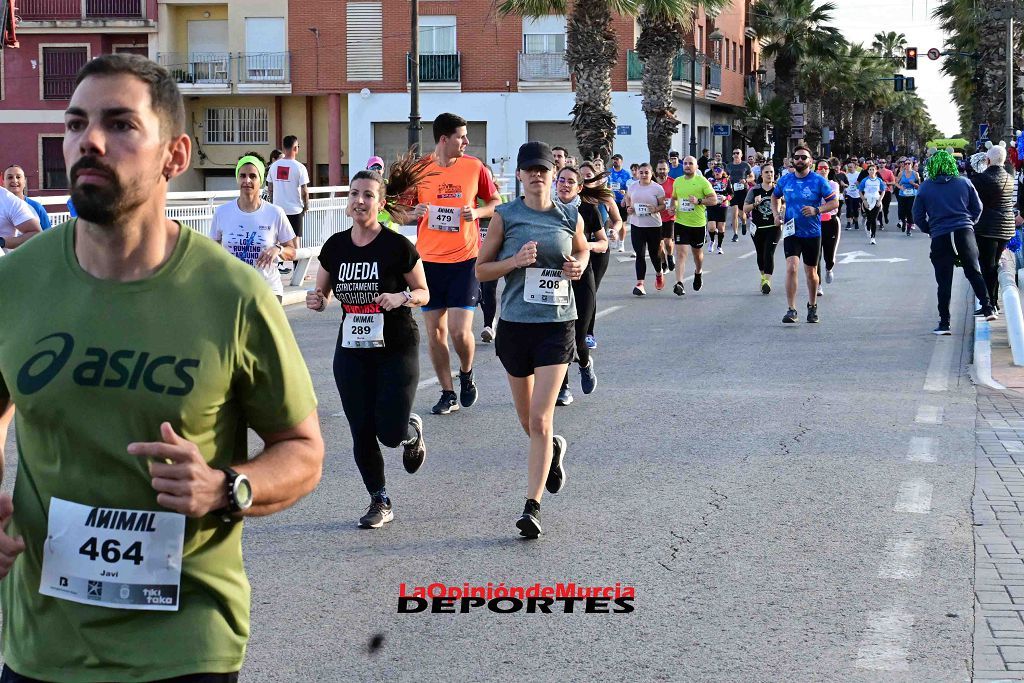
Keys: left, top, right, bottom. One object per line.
{"left": 689, "top": 25, "right": 723, "bottom": 157}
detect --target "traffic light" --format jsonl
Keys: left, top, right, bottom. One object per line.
{"left": 894, "top": 74, "right": 905, "bottom": 92}
{"left": 905, "top": 77, "right": 916, "bottom": 92}
{"left": 905, "top": 47, "right": 918, "bottom": 70}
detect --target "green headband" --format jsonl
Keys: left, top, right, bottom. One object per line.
{"left": 236, "top": 155, "right": 266, "bottom": 186}
{"left": 927, "top": 151, "right": 958, "bottom": 179}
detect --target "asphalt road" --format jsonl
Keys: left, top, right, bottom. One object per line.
{"left": 2, "top": 221, "right": 982, "bottom": 682}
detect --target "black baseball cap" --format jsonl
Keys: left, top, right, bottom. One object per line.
{"left": 611, "top": 153, "right": 623, "bottom": 160}
{"left": 669, "top": 150, "right": 679, "bottom": 158}
{"left": 517, "top": 141, "right": 555, "bottom": 171}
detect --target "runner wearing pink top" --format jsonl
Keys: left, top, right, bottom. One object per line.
{"left": 815, "top": 161, "right": 842, "bottom": 291}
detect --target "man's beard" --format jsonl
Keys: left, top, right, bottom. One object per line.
{"left": 69, "top": 158, "right": 145, "bottom": 225}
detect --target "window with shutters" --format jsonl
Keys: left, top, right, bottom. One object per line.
{"left": 205, "top": 107, "right": 268, "bottom": 145}
{"left": 346, "top": 2, "right": 382, "bottom": 81}
{"left": 41, "top": 46, "right": 88, "bottom": 100}
{"left": 41, "top": 136, "right": 68, "bottom": 190}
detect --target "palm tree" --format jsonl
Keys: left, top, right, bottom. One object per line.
{"left": 499, "top": 0, "right": 639, "bottom": 162}
{"left": 634, "top": 0, "right": 730, "bottom": 164}
{"left": 871, "top": 31, "right": 907, "bottom": 66}
{"left": 751, "top": 0, "right": 843, "bottom": 168}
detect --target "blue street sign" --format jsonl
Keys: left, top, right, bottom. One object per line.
{"left": 713, "top": 124, "right": 732, "bottom": 136}
{"left": 979, "top": 123, "right": 990, "bottom": 141}
{"left": 616, "top": 125, "right": 632, "bottom": 135}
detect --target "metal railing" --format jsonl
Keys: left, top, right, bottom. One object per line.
{"left": 627, "top": 50, "right": 700, "bottom": 85}
{"left": 238, "top": 52, "right": 291, "bottom": 84}
{"left": 42, "top": 74, "right": 77, "bottom": 100}
{"left": 18, "top": 0, "right": 144, "bottom": 19}
{"left": 157, "top": 52, "right": 231, "bottom": 84}
{"left": 518, "top": 52, "right": 569, "bottom": 81}
{"left": 407, "top": 53, "right": 461, "bottom": 83}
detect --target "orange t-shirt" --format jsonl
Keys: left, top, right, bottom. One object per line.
{"left": 415, "top": 154, "right": 498, "bottom": 263}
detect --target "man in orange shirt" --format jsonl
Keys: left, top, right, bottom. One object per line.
{"left": 413, "top": 113, "right": 501, "bottom": 415}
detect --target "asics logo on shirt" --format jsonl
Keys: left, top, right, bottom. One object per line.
{"left": 17, "top": 332, "right": 200, "bottom": 396}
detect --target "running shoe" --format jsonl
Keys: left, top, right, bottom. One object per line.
{"left": 667, "top": 255, "right": 676, "bottom": 270}
{"left": 585, "top": 335, "right": 597, "bottom": 350}
{"left": 546, "top": 435, "right": 567, "bottom": 493}
{"left": 825, "top": 269, "right": 834, "bottom": 284}
{"left": 693, "top": 272, "right": 703, "bottom": 291}
{"left": 742, "top": 224, "right": 748, "bottom": 236}
{"left": 707, "top": 241, "right": 714, "bottom": 253}
{"left": 731, "top": 234, "right": 739, "bottom": 243}
{"left": 982, "top": 308, "right": 998, "bottom": 322}
{"left": 933, "top": 321, "right": 951, "bottom": 335}
{"left": 516, "top": 499, "right": 542, "bottom": 539}
{"left": 480, "top": 326, "right": 495, "bottom": 343}
{"left": 807, "top": 302, "right": 819, "bottom": 324}
{"left": 579, "top": 359, "right": 597, "bottom": 394}
{"left": 458, "top": 370, "right": 478, "bottom": 407}
{"left": 655, "top": 272, "right": 665, "bottom": 291}
{"left": 870, "top": 238, "right": 877, "bottom": 245}
{"left": 817, "top": 287, "right": 824, "bottom": 297}
{"left": 845, "top": 224, "right": 852, "bottom": 231}
{"left": 673, "top": 281, "right": 685, "bottom": 296}
{"left": 717, "top": 247, "right": 724, "bottom": 254}
{"left": 783, "top": 308, "right": 799, "bottom": 324}
{"left": 556, "top": 387, "right": 574, "bottom": 406}
{"left": 633, "top": 283, "right": 646, "bottom": 296}
{"left": 431, "top": 390, "right": 459, "bottom": 415}
{"left": 761, "top": 277, "right": 771, "bottom": 295}
{"left": 402, "top": 414, "right": 426, "bottom": 474}
{"left": 278, "top": 266, "right": 293, "bottom": 275}
{"left": 617, "top": 244, "right": 626, "bottom": 254}
{"left": 358, "top": 493, "right": 393, "bottom": 529}
{"left": 974, "top": 307, "right": 997, "bottom": 317}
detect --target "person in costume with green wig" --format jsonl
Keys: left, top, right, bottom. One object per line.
{"left": 913, "top": 150, "right": 995, "bottom": 335}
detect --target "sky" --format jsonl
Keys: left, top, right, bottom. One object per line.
{"left": 823, "top": 0, "right": 958, "bottom": 137}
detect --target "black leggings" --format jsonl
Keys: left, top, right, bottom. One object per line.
{"left": 631, "top": 225, "right": 663, "bottom": 280}
{"left": 865, "top": 204, "right": 881, "bottom": 237}
{"left": 587, "top": 252, "right": 609, "bottom": 337}
{"left": 819, "top": 217, "right": 840, "bottom": 272}
{"left": 897, "top": 195, "right": 915, "bottom": 224}
{"left": 752, "top": 225, "right": 780, "bottom": 275}
{"left": 480, "top": 280, "right": 498, "bottom": 328}
{"left": 333, "top": 345, "right": 418, "bottom": 494}
{"left": 929, "top": 228, "right": 990, "bottom": 323}
{"left": 1, "top": 667, "right": 238, "bottom": 683}
{"left": 978, "top": 236, "right": 1009, "bottom": 308}
{"left": 562, "top": 266, "right": 596, "bottom": 389}
{"left": 881, "top": 191, "right": 892, "bottom": 222}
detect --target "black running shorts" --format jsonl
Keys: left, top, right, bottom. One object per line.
{"left": 661, "top": 219, "right": 674, "bottom": 240}
{"left": 286, "top": 212, "right": 304, "bottom": 238}
{"left": 673, "top": 223, "right": 706, "bottom": 248}
{"left": 495, "top": 320, "right": 575, "bottom": 378}
{"left": 783, "top": 235, "right": 822, "bottom": 267}
{"left": 706, "top": 206, "right": 727, "bottom": 223}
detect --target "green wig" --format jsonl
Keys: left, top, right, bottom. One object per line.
{"left": 927, "top": 151, "right": 958, "bottom": 179}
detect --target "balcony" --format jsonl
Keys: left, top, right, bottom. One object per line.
{"left": 518, "top": 52, "right": 569, "bottom": 81}
{"left": 156, "top": 52, "right": 292, "bottom": 94}
{"left": 17, "top": 0, "right": 146, "bottom": 21}
{"left": 237, "top": 52, "right": 291, "bottom": 91}
{"left": 407, "top": 53, "right": 460, "bottom": 84}
{"left": 627, "top": 50, "right": 702, "bottom": 88}
{"left": 707, "top": 64, "right": 723, "bottom": 92}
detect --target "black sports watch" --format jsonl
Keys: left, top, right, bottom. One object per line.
{"left": 214, "top": 468, "right": 253, "bottom": 522}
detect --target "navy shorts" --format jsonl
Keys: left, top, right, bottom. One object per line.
{"left": 422, "top": 258, "right": 479, "bottom": 312}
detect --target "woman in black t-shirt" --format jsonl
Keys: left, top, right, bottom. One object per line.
{"left": 308, "top": 163, "right": 430, "bottom": 530}
{"left": 743, "top": 165, "right": 781, "bottom": 295}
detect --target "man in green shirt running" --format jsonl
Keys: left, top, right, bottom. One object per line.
{"left": 670, "top": 156, "right": 718, "bottom": 296}
{"left": 0, "top": 54, "right": 324, "bottom": 683}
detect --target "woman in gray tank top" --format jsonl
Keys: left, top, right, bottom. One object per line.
{"left": 476, "top": 141, "right": 589, "bottom": 540}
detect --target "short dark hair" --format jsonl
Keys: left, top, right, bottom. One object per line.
{"left": 73, "top": 53, "right": 185, "bottom": 139}
{"left": 629, "top": 163, "right": 639, "bottom": 170}
{"left": 792, "top": 144, "right": 813, "bottom": 157}
{"left": 433, "top": 113, "right": 467, "bottom": 142}
{"left": 552, "top": 146, "right": 568, "bottom": 155}
{"left": 283, "top": 135, "right": 299, "bottom": 150}
{"left": 702, "top": 148, "right": 709, "bottom": 154}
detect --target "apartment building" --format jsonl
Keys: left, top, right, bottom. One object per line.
{"left": 1, "top": 0, "right": 157, "bottom": 194}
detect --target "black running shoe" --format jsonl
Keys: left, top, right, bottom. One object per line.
{"left": 731, "top": 234, "right": 739, "bottom": 242}
{"left": 783, "top": 308, "right": 799, "bottom": 324}
{"left": 358, "top": 494, "right": 393, "bottom": 529}
{"left": 516, "top": 499, "right": 542, "bottom": 538}
{"left": 402, "top": 413, "right": 426, "bottom": 474}
{"left": 459, "top": 370, "right": 478, "bottom": 407}
{"left": 556, "top": 387, "right": 574, "bottom": 406}
{"left": 673, "top": 281, "right": 685, "bottom": 296}
{"left": 667, "top": 256, "right": 676, "bottom": 270}
{"left": 693, "top": 272, "right": 703, "bottom": 291}
{"left": 546, "top": 435, "right": 567, "bottom": 493}
{"left": 933, "top": 321, "right": 951, "bottom": 335}
{"left": 807, "top": 302, "right": 819, "bottom": 324}
{"left": 431, "top": 390, "right": 459, "bottom": 415}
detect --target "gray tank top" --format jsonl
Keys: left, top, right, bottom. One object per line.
{"left": 496, "top": 197, "right": 578, "bottom": 323}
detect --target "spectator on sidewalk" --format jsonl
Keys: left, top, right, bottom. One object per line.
{"left": 971, "top": 142, "right": 1017, "bottom": 312}
{"left": 3, "top": 165, "right": 51, "bottom": 230}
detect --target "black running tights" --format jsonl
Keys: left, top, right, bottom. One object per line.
{"left": 881, "top": 191, "right": 892, "bottom": 222}
{"left": 333, "top": 346, "right": 417, "bottom": 494}
{"left": 562, "top": 266, "right": 596, "bottom": 390}
{"left": 865, "top": 205, "right": 880, "bottom": 237}
{"left": 977, "top": 236, "right": 1009, "bottom": 308}
{"left": 631, "top": 226, "right": 663, "bottom": 280}
{"left": 480, "top": 280, "right": 498, "bottom": 328}
{"left": 819, "top": 217, "right": 841, "bottom": 272}
{"left": 752, "top": 226, "right": 780, "bottom": 275}
{"left": 587, "top": 252, "right": 609, "bottom": 337}
{"left": 930, "top": 228, "right": 990, "bottom": 323}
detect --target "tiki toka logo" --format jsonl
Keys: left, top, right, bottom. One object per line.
{"left": 17, "top": 332, "right": 74, "bottom": 395}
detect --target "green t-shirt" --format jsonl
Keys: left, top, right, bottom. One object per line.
{"left": 672, "top": 174, "right": 716, "bottom": 227}
{"left": 0, "top": 221, "right": 317, "bottom": 681}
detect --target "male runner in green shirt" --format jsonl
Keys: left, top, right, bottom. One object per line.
{"left": 670, "top": 155, "right": 718, "bottom": 295}
{"left": 0, "top": 53, "right": 324, "bottom": 683}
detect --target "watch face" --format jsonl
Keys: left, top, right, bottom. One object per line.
{"left": 235, "top": 476, "right": 254, "bottom": 509}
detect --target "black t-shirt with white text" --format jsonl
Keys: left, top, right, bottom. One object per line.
{"left": 318, "top": 227, "right": 420, "bottom": 351}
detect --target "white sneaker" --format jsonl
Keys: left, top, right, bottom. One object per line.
{"left": 618, "top": 244, "right": 626, "bottom": 253}
{"left": 480, "top": 326, "right": 495, "bottom": 343}
{"left": 817, "top": 287, "right": 824, "bottom": 296}
{"left": 717, "top": 247, "right": 723, "bottom": 254}
{"left": 870, "top": 238, "right": 877, "bottom": 245}
{"left": 825, "top": 269, "right": 834, "bottom": 284}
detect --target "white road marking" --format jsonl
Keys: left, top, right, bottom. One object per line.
{"left": 878, "top": 539, "right": 923, "bottom": 580}
{"left": 906, "top": 437, "right": 936, "bottom": 463}
{"left": 331, "top": 411, "right": 344, "bottom": 417}
{"left": 615, "top": 256, "right": 634, "bottom": 263}
{"left": 738, "top": 250, "right": 757, "bottom": 260}
{"left": 923, "top": 332, "right": 955, "bottom": 392}
{"left": 894, "top": 480, "right": 933, "bottom": 514}
{"left": 595, "top": 305, "right": 623, "bottom": 320}
{"left": 854, "top": 609, "right": 914, "bottom": 671}
{"left": 837, "top": 250, "right": 908, "bottom": 264}
{"left": 914, "top": 405, "right": 944, "bottom": 425}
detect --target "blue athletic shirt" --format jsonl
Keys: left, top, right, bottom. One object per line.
{"left": 608, "top": 168, "right": 632, "bottom": 204}
{"left": 772, "top": 171, "right": 836, "bottom": 238}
